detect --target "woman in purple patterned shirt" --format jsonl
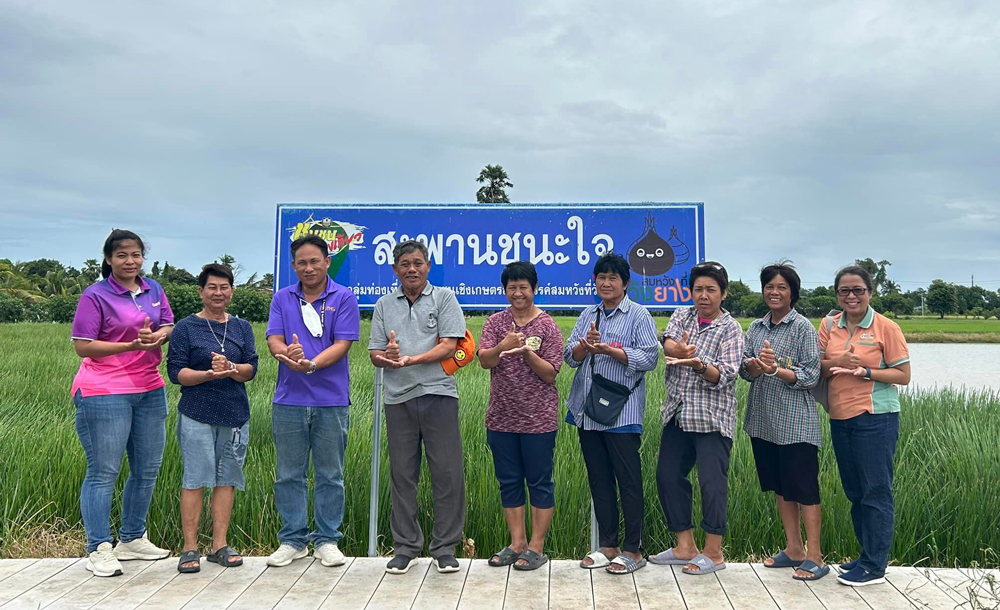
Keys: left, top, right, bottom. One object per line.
{"left": 477, "top": 261, "right": 564, "bottom": 572}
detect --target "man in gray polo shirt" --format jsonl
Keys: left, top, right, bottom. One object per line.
{"left": 369, "top": 240, "right": 467, "bottom": 575}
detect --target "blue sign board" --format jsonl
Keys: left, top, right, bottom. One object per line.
{"left": 274, "top": 203, "right": 705, "bottom": 310}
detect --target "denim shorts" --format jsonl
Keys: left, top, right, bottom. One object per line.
{"left": 177, "top": 414, "right": 249, "bottom": 490}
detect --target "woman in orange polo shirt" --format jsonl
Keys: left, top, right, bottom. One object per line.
{"left": 819, "top": 265, "right": 910, "bottom": 587}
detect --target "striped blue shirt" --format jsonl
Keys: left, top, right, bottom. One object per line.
{"left": 563, "top": 296, "right": 660, "bottom": 431}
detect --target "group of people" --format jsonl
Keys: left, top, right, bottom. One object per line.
{"left": 69, "top": 228, "right": 910, "bottom": 589}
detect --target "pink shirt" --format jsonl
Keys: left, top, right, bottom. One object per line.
{"left": 479, "top": 309, "right": 563, "bottom": 434}
{"left": 70, "top": 276, "right": 174, "bottom": 397}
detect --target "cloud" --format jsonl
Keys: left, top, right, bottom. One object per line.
{"left": 0, "top": 0, "right": 998, "bottom": 290}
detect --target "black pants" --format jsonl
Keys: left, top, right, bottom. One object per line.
{"left": 656, "top": 418, "right": 732, "bottom": 536}
{"left": 578, "top": 430, "right": 643, "bottom": 553}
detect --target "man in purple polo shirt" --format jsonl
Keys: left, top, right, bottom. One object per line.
{"left": 264, "top": 234, "right": 361, "bottom": 568}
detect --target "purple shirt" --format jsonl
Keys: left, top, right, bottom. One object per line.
{"left": 70, "top": 276, "right": 174, "bottom": 397}
{"left": 266, "top": 277, "right": 360, "bottom": 407}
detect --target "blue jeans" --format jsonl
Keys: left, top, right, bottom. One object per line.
{"left": 272, "top": 404, "right": 350, "bottom": 549}
{"left": 73, "top": 388, "right": 168, "bottom": 553}
{"left": 830, "top": 411, "right": 899, "bottom": 576}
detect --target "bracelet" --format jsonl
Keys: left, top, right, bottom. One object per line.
{"left": 229, "top": 361, "right": 237, "bottom": 372}
{"left": 695, "top": 362, "right": 709, "bottom": 375}
{"left": 764, "top": 367, "right": 778, "bottom": 377}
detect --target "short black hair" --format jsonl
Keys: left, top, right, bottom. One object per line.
{"left": 501, "top": 261, "right": 538, "bottom": 290}
{"left": 198, "top": 263, "right": 235, "bottom": 288}
{"left": 290, "top": 234, "right": 329, "bottom": 259}
{"left": 835, "top": 265, "right": 873, "bottom": 292}
{"left": 760, "top": 261, "right": 801, "bottom": 306}
{"left": 690, "top": 260, "right": 729, "bottom": 293}
{"left": 393, "top": 240, "right": 429, "bottom": 264}
{"left": 101, "top": 229, "right": 146, "bottom": 279}
{"left": 592, "top": 252, "right": 630, "bottom": 285}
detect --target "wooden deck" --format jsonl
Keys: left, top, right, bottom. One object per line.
{"left": 0, "top": 556, "right": 996, "bottom": 610}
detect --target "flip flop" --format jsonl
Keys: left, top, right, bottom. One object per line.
{"left": 177, "top": 550, "right": 200, "bottom": 573}
{"left": 648, "top": 548, "right": 695, "bottom": 566}
{"left": 764, "top": 550, "right": 804, "bottom": 569}
{"left": 793, "top": 560, "right": 831, "bottom": 581}
{"left": 488, "top": 546, "right": 520, "bottom": 567}
{"left": 606, "top": 554, "right": 646, "bottom": 575}
{"left": 580, "top": 550, "right": 610, "bottom": 569}
{"left": 513, "top": 549, "right": 549, "bottom": 571}
{"left": 682, "top": 553, "right": 726, "bottom": 575}
{"left": 206, "top": 546, "right": 243, "bottom": 567}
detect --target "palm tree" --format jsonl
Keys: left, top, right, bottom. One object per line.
{"left": 476, "top": 165, "right": 513, "bottom": 203}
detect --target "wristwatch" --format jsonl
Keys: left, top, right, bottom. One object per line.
{"left": 305, "top": 360, "right": 317, "bottom": 375}
{"left": 862, "top": 367, "right": 872, "bottom": 380}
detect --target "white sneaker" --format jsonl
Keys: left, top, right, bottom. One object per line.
{"left": 86, "top": 542, "right": 124, "bottom": 577}
{"left": 114, "top": 532, "right": 170, "bottom": 561}
{"left": 267, "top": 544, "right": 308, "bottom": 567}
{"left": 315, "top": 543, "right": 346, "bottom": 567}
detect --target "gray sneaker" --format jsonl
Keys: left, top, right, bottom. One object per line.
{"left": 114, "top": 532, "right": 169, "bottom": 561}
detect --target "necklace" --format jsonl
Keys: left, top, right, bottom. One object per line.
{"left": 204, "top": 313, "right": 229, "bottom": 353}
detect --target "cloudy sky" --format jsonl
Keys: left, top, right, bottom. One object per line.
{"left": 1, "top": 0, "right": 998, "bottom": 290}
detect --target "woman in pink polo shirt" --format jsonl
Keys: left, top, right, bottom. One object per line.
{"left": 70, "top": 230, "right": 175, "bottom": 578}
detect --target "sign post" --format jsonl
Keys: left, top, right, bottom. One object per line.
{"left": 367, "top": 368, "right": 384, "bottom": 558}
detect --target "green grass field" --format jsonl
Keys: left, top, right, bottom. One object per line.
{"left": 1, "top": 321, "right": 998, "bottom": 568}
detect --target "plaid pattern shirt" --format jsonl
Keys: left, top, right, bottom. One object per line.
{"left": 739, "top": 310, "right": 823, "bottom": 447}
{"left": 660, "top": 307, "right": 744, "bottom": 438}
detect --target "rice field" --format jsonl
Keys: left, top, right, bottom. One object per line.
{"left": 1, "top": 321, "right": 998, "bottom": 568}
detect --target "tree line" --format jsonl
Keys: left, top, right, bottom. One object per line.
{"left": 0, "top": 256, "right": 273, "bottom": 324}
{"left": 2, "top": 254, "right": 997, "bottom": 323}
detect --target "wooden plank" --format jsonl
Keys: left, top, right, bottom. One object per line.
{"left": 87, "top": 558, "right": 180, "bottom": 610}
{"left": 851, "top": 576, "right": 917, "bottom": 610}
{"left": 272, "top": 558, "right": 347, "bottom": 610}
{"left": 227, "top": 557, "right": 313, "bottom": 610}
{"left": 182, "top": 557, "right": 268, "bottom": 610}
{"left": 457, "top": 560, "right": 507, "bottom": 610}
{"left": 673, "top": 566, "right": 732, "bottom": 610}
{"left": 632, "top": 564, "right": 685, "bottom": 610}
{"left": 548, "top": 560, "right": 594, "bottom": 610}
{"left": 0, "top": 560, "right": 38, "bottom": 584}
{"left": 925, "top": 567, "right": 999, "bottom": 606}
{"left": 46, "top": 560, "right": 155, "bottom": 610}
{"left": 802, "top": 568, "right": 869, "bottom": 610}
{"left": 317, "top": 557, "right": 385, "bottom": 610}
{"left": 411, "top": 558, "right": 471, "bottom": 610}
{"left": 715, "top": 563, "right": 777, "bottom": 610}
{"left": 884, "top": 567, "right": 964, "bottom": 610}
{"left": 502, "top": 561, "right": 549, "bottom": 610}
{"left": 0, "top": 559, "right": 77, "bottom": 606}
{"left": 364, "top": 557, "right": 431, "bottom": 610}
{"left": 1, "top": 558, "right": 91, "bottom": 610}
{"left": 751, "top": 564, "right": 824, "bottom": 610}
{"left": 134, "top": 560, "right": 225, "bottom": 610}
{"left": 590, "top": 568, "right": 640, "bottom": 609}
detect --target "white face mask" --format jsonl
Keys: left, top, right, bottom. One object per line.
{"left": 299, "top": 299, "right": 324, "bottom": 338}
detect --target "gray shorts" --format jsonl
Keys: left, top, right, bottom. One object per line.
{"left": 177, "top": 414, "right": 249, "bottom": 490}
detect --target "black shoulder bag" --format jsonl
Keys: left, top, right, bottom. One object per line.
{"left": 582, "top": 309, "right": 643, "bottom": 426}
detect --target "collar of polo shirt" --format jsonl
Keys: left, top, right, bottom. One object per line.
{"left": 107, "top": 274, "right": 151, "bottom": 295}
{"left": 837, "top": 305, "right": 875, "bottom": 329}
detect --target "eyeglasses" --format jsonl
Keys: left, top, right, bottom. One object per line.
{"left": 837, "top": 287, "right": 868, "bottom": 297}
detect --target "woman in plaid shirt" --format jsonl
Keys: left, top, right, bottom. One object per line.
{"left": 740, "top": 263, "right": 827, "bottom": 581}
{"left": 648, "top": 261, "right": 744, "bottom": 576}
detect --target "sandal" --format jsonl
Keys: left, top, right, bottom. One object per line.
{"left": 606, "top": 554, "right": 646, "bottom": 574}
{"left": 793, "top": 560, "right": 830, "bottom": 581}
{"left": 177, "top": 550, "right": 200, "bottom": 573}
{"left": 206, "top": 546, "right": 243, "bottom": 567}
{"left": 764, "top": 550, "right": 804, "bottom": 569}
{"left": 513, "top": 549, "right": 548, "bottom": 571}
{"left": 682, "top": 553, "right": 726, "bottom": 575}
{"left": 580, "top": 550, "right": 610, "bottom": 569}
{"left": 648, "top": 548, "right": 695, "bottom": 565}
{"left": 488, "top": 546, "right": 520, "bottom": 567}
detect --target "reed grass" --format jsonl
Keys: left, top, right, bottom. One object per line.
{"left": 1, "top": 321, "right": 997, "bottom": 566}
